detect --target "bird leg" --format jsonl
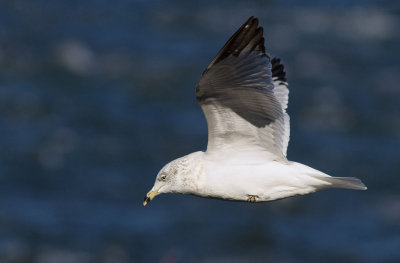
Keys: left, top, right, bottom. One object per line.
{"left": 247, "top": 195, "right": 259, "bottom": 202}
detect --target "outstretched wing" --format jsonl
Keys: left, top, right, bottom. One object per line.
{"left": 196, "top": 16, "right": 290, "bottom": 161}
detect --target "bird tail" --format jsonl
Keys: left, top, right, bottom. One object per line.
{"left": 318, "top": 176, "right": 367, "bottom": 190}
{"left": 290, "top": 162, "right": 367, "bottom": 191}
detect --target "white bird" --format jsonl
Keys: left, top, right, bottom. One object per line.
{"left": 143, "top": 16, "right": 366, "bottom": 206}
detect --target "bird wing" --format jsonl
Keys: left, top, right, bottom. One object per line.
{"left": 271, "top": 57, "right": 290, "bottom": 156}
{"left": 196, "top": 16, "right": 290, "bottom": 161}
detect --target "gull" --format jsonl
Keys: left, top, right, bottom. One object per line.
{"left": 143, "top": 16, "right": 366, "bottom": 206}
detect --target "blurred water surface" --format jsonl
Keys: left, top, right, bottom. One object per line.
{"left": 1, "top": 1, "right": 400, "bottom": 262}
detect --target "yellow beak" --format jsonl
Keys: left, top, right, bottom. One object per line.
{"left": 143, "top": 190, "right": 159, "bottom": 206}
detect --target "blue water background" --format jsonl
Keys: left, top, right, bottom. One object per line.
{"left": 1, "top": 1, "right": 400, "bottom": 262}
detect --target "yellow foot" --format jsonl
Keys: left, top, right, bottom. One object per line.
{"left": 247, "top": 195, "right": 259, "bottom": 202}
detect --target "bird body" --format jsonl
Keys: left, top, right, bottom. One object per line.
{"left": 143, "top": 16, "right": 366, "bottom": 206}
{"left": 150, "top": 151, "right": 365, "bottom": 203}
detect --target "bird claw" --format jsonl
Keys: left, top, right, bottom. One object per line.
{"left": 247, "top": 195, "right": 259, "bottom": 202}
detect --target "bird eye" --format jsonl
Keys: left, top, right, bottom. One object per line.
{"left": 160, "top": 175, "right": 167, "bottom": 181}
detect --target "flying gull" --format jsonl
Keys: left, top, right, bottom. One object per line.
{"left": 143, "top": 16, "right": 366, "bottom": 205}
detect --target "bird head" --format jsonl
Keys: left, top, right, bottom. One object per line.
{"left": 143, "top": 153, "right": 202, "bottom": 206}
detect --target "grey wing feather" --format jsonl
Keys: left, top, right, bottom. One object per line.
{"left": 196, "top": 17, "right": 291, "bottom": 160}
{"left": 271, "top": 57, "right": 290, "bottom": 156}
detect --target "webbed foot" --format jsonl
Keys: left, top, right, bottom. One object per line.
{"left": 247, "top": 195, "right": 259, "bottom": 202}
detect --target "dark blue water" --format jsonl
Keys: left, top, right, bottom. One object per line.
{"left": 1, "top": 1, "right": 400, "bottom": 262}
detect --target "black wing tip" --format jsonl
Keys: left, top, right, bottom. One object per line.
{"left": 271, "top": 57, "right": 287, "bottom": 82}
{"left": 227, "top": 16, "right": 266, "bottom": 56}
{"left": 245, "top": 16, "right": 256, "bottom": 25}
{"left": 206, "top": 16, "right": 267, "bottom": 70}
